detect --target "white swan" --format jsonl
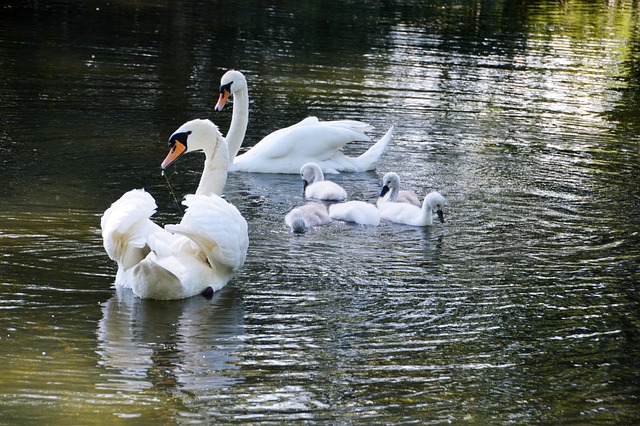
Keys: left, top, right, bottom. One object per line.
{"left": 215, "top": 70, "right": 394, "bottom": 174}
{"left": 377, "top": 172, "right": 420, "bottom": 208}
{"left": 284, "top": 203, "right": 332, "bottom": 233}
{"left": 300, "top": 162, "right": 348, "bottom": 201}
{"left": 329, "top": 201, "right": 380, "bottom": 226}
{"left": 378, "top": 191, "right": 446, "bottom": 227}
{"left": 101, "top": 119, "right": 249, "bottom": 300}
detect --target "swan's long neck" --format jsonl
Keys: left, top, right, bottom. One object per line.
{"left": 226, "top": 87, "right": 249, "bottom": 163}
{"left": 418, "top": 196, "right": 434, "bottom": 226}
{"left": 196, "top": 141, "right": 229, "bottom": 196}
{"left": 313, "top": 165, "right": 324, "bottom": 183}
{"left": 388, "top": 185, "right": 400, "bottom": 202}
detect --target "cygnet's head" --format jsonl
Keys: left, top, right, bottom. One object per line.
{"left": 380, "top": 172, "right": 400, "bottom": 197}
{"left": 300, "top": 162, "right": 323, "bottom": 193}
{"left": 300, "top": 162, "right": 322, "bottom": 181}
{"left": 286, "top": 209, "right": 307, "bottom": 234}
{"left": 425, "top": 192, "right": 446, "bottom": 223}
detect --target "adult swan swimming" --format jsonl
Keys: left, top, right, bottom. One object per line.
{"left": 214, "top": 70, "right": 394, "bottom": 174}
{"left": 100, "top": 119, "right": 249, "bottom": 300}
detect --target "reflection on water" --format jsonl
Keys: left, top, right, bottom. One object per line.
{"left": 97, "top": 286, "right": 244, "bottom": 415}
{"left": 1, "top": 0, "right": 639, "bottom": 424}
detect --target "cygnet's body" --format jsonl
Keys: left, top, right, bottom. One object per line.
{"left": 377, "top": 172, "right": 420, "bottom": 207}
{"left": 379, "top": 191, "right": 446, "bottom": 226}
{"left": 285, "top": 203, "right": 332, "bottom": 233}
{"left": 300, "top": 162, "right": 348, "bottom": 201}
{"left": 329, "top": 201, "right": 380, "bottom": 226}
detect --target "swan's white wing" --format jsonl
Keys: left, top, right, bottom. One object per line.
{"left": 236, "top": 121, "right": 372, "bottom": 164}
{"left": 397, "top": 190, "right": 421, "bottom": 207}
{"left": 101, "top": 189, "right": 165, "bottom": 270}
{"left": 165, "top": 194, "right": 248, "bottom": 272}
{"left": 287, "top": 116, "right": 320, "bottom": 128}
{"left": 323, "top": 120, "right": 373, "bottom": 133}
{"left": 378, "top": 189, "right": 421, "bottom": 208}
{"left": 250, "top": 124, "right": 370, "bottom": 159}
{"left": 287, "top": 117, "right": 371, "bottom": 132}
{"left": 100, "top": 189, "right": 156, "bottom": 237}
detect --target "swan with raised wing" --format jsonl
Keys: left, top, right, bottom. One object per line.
{"left": 101, "top": 119, "right": 249, "bottom": 300}
{"left": 215, "top": 70, "right": 394, "bottom": 174}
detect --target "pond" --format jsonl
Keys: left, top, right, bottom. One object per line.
{"left": 1, "top": 0, "right": 639, "bottom": 423}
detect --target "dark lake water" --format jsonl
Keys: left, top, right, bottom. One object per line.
{"left": 1, "top": 0, "right": 639, "bottom": 423}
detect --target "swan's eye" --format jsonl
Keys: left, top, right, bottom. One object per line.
{"left": 168, "top": 131, "right": 190, "bottom": 149}
{"left": 219, "top": 82, "right": 233, "bottom": 94}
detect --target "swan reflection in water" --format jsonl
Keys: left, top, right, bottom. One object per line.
{"left": 96, "top": 285, "right": 245, "bottom": 394}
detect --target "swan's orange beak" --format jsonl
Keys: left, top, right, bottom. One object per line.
{"left": 161, "top": 141, "right": 187, "bottom": 170}
{"left": 215, "top": 89, "right": 230, "bottom": 112}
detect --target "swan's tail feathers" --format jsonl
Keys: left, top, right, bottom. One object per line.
{"left": 166, "top": 194, "right": 249, "bottom": 272}
{"left": 355, "top": 125, "right": 394, "bottom": 171}
{"left": 101, "top": 189, "right": 160, "bottom": 269}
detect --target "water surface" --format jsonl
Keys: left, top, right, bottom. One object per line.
{"left": 1, "top": 0, "right": 639, "bottom": 424}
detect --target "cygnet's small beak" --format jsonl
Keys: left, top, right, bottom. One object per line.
{"left": 436, "top": 209, "right": 445, "bottom": 223}
{"left": 302, "top": 180, "right": 309, "bottom": 195}
{"left": 380, "top": 185, "right": 390, "bottom": 197}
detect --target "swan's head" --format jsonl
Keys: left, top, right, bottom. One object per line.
{"left": 215, "top": 70, "right": 247, "bottom": 112}
{"left": 380, "top": 172, "right": 400, "bottom": 197}
{"left": 425, "top": 191, "right": 446, "bottom": 223}
{"left": 161, "top": 119, "right": 225, "bottom": 170}
{"left": 300, "top": 162, "right": 323, "bottom": 192}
